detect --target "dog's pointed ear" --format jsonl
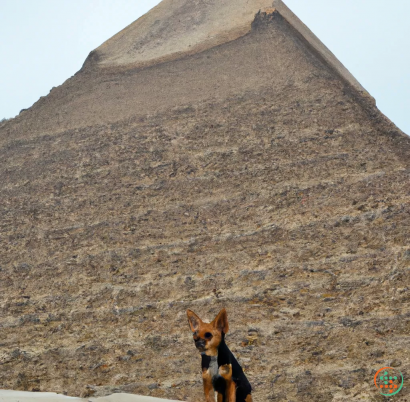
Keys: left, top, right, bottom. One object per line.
{"left": 187, "top": 309, "right": 202, "bottom": 332}
{"left": 212, "top": 308, "right": 229, "bottom": 334}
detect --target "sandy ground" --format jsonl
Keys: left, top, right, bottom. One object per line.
{"left": 0, "top": 391, "right": 179, "bottom": 402}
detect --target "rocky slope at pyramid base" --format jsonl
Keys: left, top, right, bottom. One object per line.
{"left": 1, "top": 84, "right": 409, "bottom": 400}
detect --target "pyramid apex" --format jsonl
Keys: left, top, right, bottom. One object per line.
{"left": 84, "top": 0, "right": 371, "bottom": 100}
{"left": 89, "top": 0, "right": 275, "bottom": 70}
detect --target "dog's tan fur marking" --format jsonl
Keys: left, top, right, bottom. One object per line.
{"left": 202, "top": 367, "right": 215, "bottom": 402}
{"left": 219, "top": 364, "right": 235, "bottom": 401}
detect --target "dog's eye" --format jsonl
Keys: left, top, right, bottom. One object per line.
{"left": 204, "top": 332, "right": 213, "bottom": 339}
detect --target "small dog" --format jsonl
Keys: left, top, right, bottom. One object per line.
{"left": 187, "top": 308, "right": 253, "bottom": 402}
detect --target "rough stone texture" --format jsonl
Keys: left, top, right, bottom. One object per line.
{"left": 0, "top": 5, "right": 409, "bottom": 402}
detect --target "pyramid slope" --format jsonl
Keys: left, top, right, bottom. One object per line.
{"left": 272, "top": 1, "right": 371, "bottom": 99}
{"left": 0, "top": 2, "right": 410, "bottom": 402}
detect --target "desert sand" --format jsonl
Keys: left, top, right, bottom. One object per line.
{"left": 0, "top": 390, "right": 179, "bottom": 402}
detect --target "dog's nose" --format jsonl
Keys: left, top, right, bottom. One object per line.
{"left": 195, "top": 339, "right": 205, "bottom": 349}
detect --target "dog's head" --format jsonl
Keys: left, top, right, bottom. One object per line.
{"left": 186, "top": 308, "right": 229, "bottom": 356}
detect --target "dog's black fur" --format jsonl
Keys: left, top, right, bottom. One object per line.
{"left": 201, "top": 333, "right": 252, "bottom": 401}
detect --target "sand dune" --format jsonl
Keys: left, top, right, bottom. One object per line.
{"left": 0, "top": 391, "right": 179, "bottom": 402}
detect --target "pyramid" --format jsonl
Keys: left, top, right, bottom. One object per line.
{"left": 1, "top": 1, "right": 409, "bottom": 401}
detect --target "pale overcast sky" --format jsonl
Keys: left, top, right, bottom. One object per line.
{"left": 0, "top": 0, "right": 409, "bottom": 134}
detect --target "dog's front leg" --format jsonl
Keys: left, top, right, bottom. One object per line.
{"left": 219, "top": 364, "right": 236, "bottom": 402}
{"left": 202, "top": 368, "right": 215, "bottom": 402}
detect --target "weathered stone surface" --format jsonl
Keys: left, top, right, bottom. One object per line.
{"left": 0, "top": 2, "right": 409, "bottom": 402}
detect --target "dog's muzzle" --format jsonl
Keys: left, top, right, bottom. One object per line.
{"left": 195, "top": 339, "right": 206, "bottom": 350}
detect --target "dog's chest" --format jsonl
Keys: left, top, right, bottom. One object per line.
{"left": 209, "top": 356, "right": 219, "bottom": 380}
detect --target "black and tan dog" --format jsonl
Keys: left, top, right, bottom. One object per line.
{"left": 187, "top": 308, "right": 253, "bottom": 402}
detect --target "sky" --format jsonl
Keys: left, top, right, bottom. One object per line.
{"left": 0, "top": 0, "right": 409, "bottom": 135}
